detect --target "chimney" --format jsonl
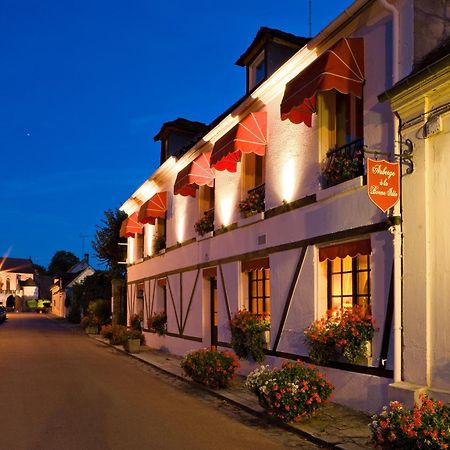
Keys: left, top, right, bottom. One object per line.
{"left": 84, "top": 253, "right": 89, "bottom": 263}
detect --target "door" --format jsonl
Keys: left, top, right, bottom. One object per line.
{"left": 210, "top": 277, "right": 218, "bottom": 348}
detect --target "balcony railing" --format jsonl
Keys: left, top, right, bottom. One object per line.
{"left": 321, "top": 138, "right": 365, "bottom": 188}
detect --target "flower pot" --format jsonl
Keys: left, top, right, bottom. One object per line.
{"left": 124, "top": 338, "right": 141, "bottom": 353}
{"left": 85, "top": 326, "right": 98, "bottom": 335}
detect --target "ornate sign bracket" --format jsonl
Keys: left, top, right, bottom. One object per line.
{"left": 362, "top": 138, "right": 414, "bottom": 175}
{"left": 394, "top": 138, "right": 414, "bottom": 174}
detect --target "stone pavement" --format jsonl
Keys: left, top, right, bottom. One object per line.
{"left": 91, "top": 335, "right": 373, "bottom": 449}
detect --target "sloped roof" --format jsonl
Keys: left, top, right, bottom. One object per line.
{"left": 153, "top": 118, "right": 208, "bottom": 142}
{"left": 0, "top": 257, "right": 35, "bottom": 274}
{"left": 235, "top": 27, "right": 310, "bottom": 67}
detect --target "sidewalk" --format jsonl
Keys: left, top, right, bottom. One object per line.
{"left": 92, "top": 335, "right": 373, "bottom": 449}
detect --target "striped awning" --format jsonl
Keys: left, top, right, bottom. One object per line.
{"left": 210, "top": 111, "right": 267, "bottom": 172}
{"left": 281, "top": 38, "right": 364, "bottom": 126}
{"left": 138, "top": 192, "right": 168, "bottom": 225}
{"left": 319, "top": 239, "right": 371, "bottom": 262}
{"left": 174, "top": 151, "right": 215, "bottom": 197}
{"left": 119, "top": 212, "right": 143, "bottom": 238}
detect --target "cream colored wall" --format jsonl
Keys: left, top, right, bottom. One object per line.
{"left": 394, "top": 74, "right": 450, "bottom": 402}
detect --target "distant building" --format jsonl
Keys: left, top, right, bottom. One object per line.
{"left": 50, "top": 254, "right": 95, "bottom": 317}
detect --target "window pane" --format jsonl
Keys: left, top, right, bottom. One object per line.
{"left": 342, "top": 256, "right": 353, "bottom": 272}
{"left": 331, "top": 259, "right": 341, "bottom": 272}
{"left": 265, "top": 298, "right": 271, "bottom": 316}
{"left": 331, "top": 274, "right": 341, "bottom": 296}
{"left": 342, "top": 273, "right": 352, "bottom": 296}
{"left": 358, "top": 272, "right": 369, "bottom": 295}
{"left": 358, "top": 255, "right": 369, "bottom": 270}
{"left": 330, "top": 297, "right": 341, "bottom": 310}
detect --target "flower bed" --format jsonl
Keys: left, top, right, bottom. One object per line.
{"left": 246, "top": 361, "right": 334, "bottom": 422}
{"left": 304, "top": 305, "right": 376, "bottom": 364}
{"left": 229, "top": 310, "right": 270, "bottom": 362}
{"left": 369, "top": 395, "right": 450, "bottom": 449}
{"left": 181, "top": 348, "right": 239, "bottom": 389}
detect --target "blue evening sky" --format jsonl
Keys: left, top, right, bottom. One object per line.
{"left": 1, "top": 0, "right": 353, "bottom": 269}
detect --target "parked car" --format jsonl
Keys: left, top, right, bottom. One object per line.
{"left": 0, "top": 306, "right": 7, "bottom": 323}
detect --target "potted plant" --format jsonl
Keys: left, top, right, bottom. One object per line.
{"left": 80, "top": 315, "right": 99, "bottom": 334}
{"left": 123, "top": 329, "right": 144, "bottom": 353}
{"left": 238, "top": 189, "right": 265, "bottom": 218}
{"left": 304, "top": 305, "right": 376, "bottom": 365}
{"left": 229, "top": 310, "right": 270, "bottom": 362}
{"left": 147, "top": 311, "right": 167, "bottom": 335}
{"left": 369, "top": 395, "right": 450, "bottom": 449}
{"left": 181, "top": 347, "right": 239, "bottom": 389}
{"left": 246, "top": 361, "right": 334, "bottom": 422}
{"left": 194, "top": 210, "right": 214, "bottom": 236}
{"left": 101, "top": 324, "right": 128, "bottom": 345}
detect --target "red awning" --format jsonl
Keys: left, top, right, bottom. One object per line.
{"left": 281, "top": 38, "right": 364, "bottom": 126}
{"left": 120, "top": 212, "right": 143, "bottom": 238}
{"left": 174, "top": 151, "right": 215, "bottom": 197}
{"left": 138, "top": 192, "right": 168, "bottom": 225}
{"left": 241, "top": 257, "right": 270, "bottom": 272}
{"left": 210, "top": 111, "right": 267, "bottom": 172}
{"left": 319, "top": 239, "right": 371, "bottom": 262}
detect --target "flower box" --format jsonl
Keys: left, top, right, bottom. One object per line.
{"left": 316, "top": 175, "right": 364, "bottom": 202}
{"left": 124, "top": 338, "right": 141, "bottom": 353}
{"left": 197, "top": 230, "right": 213, "bottom": 241}
{"left": 237, "top": 211, "right": 264, "bottom": 228}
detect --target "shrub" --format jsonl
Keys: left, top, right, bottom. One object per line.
{"left": 181, "top": 348, "right": 240, "bottom": 389}
{"left": 147, "top": 311, "right": 167, "bottom": 336}
{"left": 80, "top": 315, "right": 99, "bottom": 330}
{"left": 369, "top": 395, "right": 450, "bottom": 449}
{"left": 100, "top": 324, "right": 113, "bottom": 340}
{"left": 130, "top": 313, "right": 142, "bottom": 331}
{"left": 245, "top": 365, "right": 272, "bottom": 395}
{"left": 87, "top": 299, "right": 111, "bottom": 325}
{"left": 229, "top": 310, "right": 270, "bottom": 362}
{"left": 100, "top": 324, "right": 127, "bottom": 345}
{"left": 247, "top": 361, "right": 334, "bottom": 423}
{"left": 67, "top": 304, "right": 81, "bottom": 323}
{"left": 125, "top": 328, "right": 145, "bottom": 344}
{"left": 304, "top": 305, "right": 376, "bottom": 364}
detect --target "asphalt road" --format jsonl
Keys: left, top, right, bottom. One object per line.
{"left": 0, "top": 314, "right": 322, "bottom": 450}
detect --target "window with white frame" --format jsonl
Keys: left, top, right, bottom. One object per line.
{"left": 249, "top": 51, "right": 266, "bottom": 90}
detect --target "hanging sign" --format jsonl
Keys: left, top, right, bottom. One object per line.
{"left": 367, "top": 158, "right": 400, "bottom": 212}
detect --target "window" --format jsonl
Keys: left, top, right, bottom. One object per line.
{"left": 154, "top": 217, "right": 166, "bottom": 253}
{"left": 249, "top": 51, "right": 266, "bottom": 90}
{"left": 318, "top": 90, "right": 363, "bottom": 154}
{"left": 199, "top": 184, "right": 215, "bottom": 215}
{"left": 248, "top": 268, "right": 270, "bottom": 318}
{"left": 326, "top": 255, "right": 370, "bottom": 310}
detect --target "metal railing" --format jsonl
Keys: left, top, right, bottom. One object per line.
{"left": 322, "top": 138, "right": 365, "bottom": 188}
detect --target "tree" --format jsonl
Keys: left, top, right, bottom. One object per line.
{"left": 47, "top": 250, "right": 80, "bottom": 275}
{"left": 92, "top": 208, "right": 127, "bottom": 277}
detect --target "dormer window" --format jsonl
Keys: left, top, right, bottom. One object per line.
{"left": 249, "top": 51, "right": 266, "bottom": 90}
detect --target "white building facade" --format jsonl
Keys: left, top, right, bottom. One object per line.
{"left": 120, "top": 0, "right": 449, "bottom": 413}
